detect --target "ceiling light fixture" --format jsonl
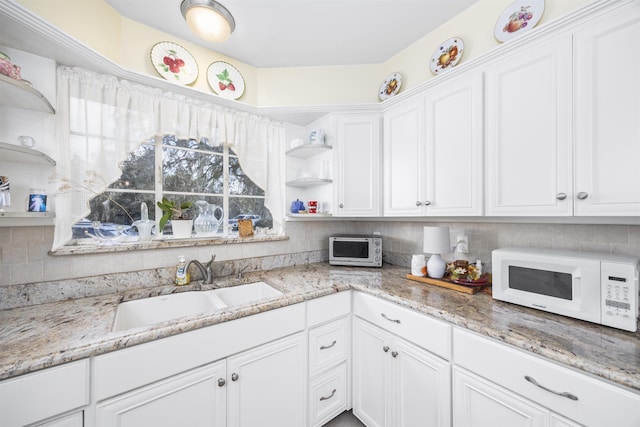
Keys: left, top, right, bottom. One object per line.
{"left": 180, "top": 0, "right": 235, "bottom": 42}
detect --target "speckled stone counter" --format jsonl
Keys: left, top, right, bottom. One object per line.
{"left": 1, "top": 262, "right": 639, "bottom": 393}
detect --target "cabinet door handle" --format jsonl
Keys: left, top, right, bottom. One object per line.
{"left": 383, "top": 345, "right": 390, "bottom": 352}
{"left": 339, "top": 203, "right": 344, "bottom": 208}
{"left": 320, "top": 389, "right": 337, "bottom": 401}
{"left": 576, "top": 192, "right": 589, "bottom": 200}
{"left": 524, "top": 375, "right": 578, "bottom": 401}
{"left": 218, "top": 378, "right": 226, "bottom": 387}
{"left": 231, "top": 373, "right": 239, "bottom": 382}
{"left": 320, "top": 340, "right": 337, "bottom": 350}
{"left": 556, "top": 192, "right": 567, "bottom": 200}
{"left": 391, "top": 351, "right": 398, "bottom": 358}
{"left": 381, "top": 313, "right": 401, "bottom": 324}
{"left": 416, "top": 201, "right": 423, "bottom": 206}
{"left": 424, "top": 201, "right": 432, "bottom": 206}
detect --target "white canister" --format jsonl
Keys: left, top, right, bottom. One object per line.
{"left": 411, "top": 254, "right": 426, "bottom": 277}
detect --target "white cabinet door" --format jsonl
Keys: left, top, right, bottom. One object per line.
{"left": 392, "top": 337, "right": 451, "bottom": 427}
{"left": 453, "top": 367, "right": 549, "bottom": 427}
{"left": 96, "top": 360, "right": 226, "bottom": 427}
{"left": 383, "top": 98, "right": 424, "bottom": 216}
{"left": 227, "top": 332, "right": 306, "bottom": 427}
{"left": 424, "top": 72, "right": 483, "bottom": 216}
{"left": 353, "top": 317, "right": 451, "bottom": 427}
{"left": 574, "top": 4, "right": 640, "bottom": 216}
{"left": 335, "top": 113, "right": 381, "bottom": 216}
{"left": 486, "top": 33, "right": 572, "bottom": 216}
{"left": 352, "top": 318, "right": 389, "bottom": 427}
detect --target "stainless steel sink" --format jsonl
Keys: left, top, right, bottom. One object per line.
{"left": 112, "top": 282, "right": 282, "bottom": 332}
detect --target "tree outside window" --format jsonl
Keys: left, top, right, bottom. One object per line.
{"left": 73, "top": 135, "right": 272, "bottom": 240}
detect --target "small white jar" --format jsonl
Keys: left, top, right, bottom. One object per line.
{"left": 411, "top": 254, "right": 426, "bottom": 277}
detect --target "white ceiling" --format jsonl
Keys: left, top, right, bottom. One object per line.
{"left": 104, "top": 0, "right": 479, "bottom": 68}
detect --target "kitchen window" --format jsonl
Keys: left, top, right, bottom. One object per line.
{"left": 52, "top": 67, "right": 285, "bottom": 251}
{"left": 72, "top": 134, "right": 272, "bottom": 241}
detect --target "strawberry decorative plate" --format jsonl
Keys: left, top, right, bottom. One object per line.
{"left": 150, "top": 41, "right": 198, "bottom": 85}
{"left": 207, "top": 61, "right": 245, "bottom": 100}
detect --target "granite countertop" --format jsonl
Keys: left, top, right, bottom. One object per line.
{"left": 0, "top": 262, "right": 639, "bottom": 392}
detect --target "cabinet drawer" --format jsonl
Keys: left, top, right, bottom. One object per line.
{"left": 453, "top": 328, "right": 640, "bottom": 427}
{"left": 308, "top": 363, "right": 349, "bottom": 427}
{"left": 307, "top": 291, "right": 351, "bottom": 327}
{"left": 309, "top": 316, "right": 350, "bottom": 377}
{"left": 0, "top": 360, "right": 88, "bottom": 427}
{"left": 353, "top": 292, "right": 451, "bottom": 359}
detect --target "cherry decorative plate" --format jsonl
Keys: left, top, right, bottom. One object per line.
{"left": 150, "top": 41, "right": 198, "bottom": 85}
{"left": 430, "top": 38, "right": 464, "bottom": 75}
{"left": 379, "top": 72, "right": 402, "bottom": 101}
{"left": 207, "top": 61, "right": 245, "bottom": 100}
{"left": 494, "top": 0, "right": 545, "bottom": 43}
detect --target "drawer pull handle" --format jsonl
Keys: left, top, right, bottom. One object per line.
{"left": 320, "top": 389, "right": 337, "bottom": 401}
{"left": 381, "top": 313, "right": 401, "bottom": 324}
{"left": 320, "top": 340, "right": 337, "bottom": 350}
{"left": 524, "top": 375, "right": 578, "bottom": 401}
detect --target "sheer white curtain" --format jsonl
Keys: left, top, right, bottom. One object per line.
{"left": 53, "top": 67, "right": 285, "bottom": 250}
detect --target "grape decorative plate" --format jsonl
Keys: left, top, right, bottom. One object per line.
{"left": 379, "top": 72, "right": 402, "bottom": 101}
{"left": 430, "top": 38, "right": 464, "bottom": 75}
{"left": 150, "top": 41, "right": 198, "bottom": 85}
{"left": 207, "top": 61, "right": 245, "bottom": 100}
{"left": 494, "top": 0, "right": 545, "bottom": 43}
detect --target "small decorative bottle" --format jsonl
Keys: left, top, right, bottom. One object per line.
{"left": 175, "top": 256, "right": 190, "bottom": 285}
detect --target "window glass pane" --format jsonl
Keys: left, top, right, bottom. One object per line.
{"left": 109, "top": 144, "right": 155, "bottom": 191}
{"left": 163, "top": 146, "right": 224, "bottom": 193}
{"left": 73, "top": 192, "right": 155, "bottom": 239}
{"left": 229, "top": 197, "right": 273, "bottom": 231}
{"left": 229, "top": 157, "right": 265, "bottom": 196}
{"left": 162, "top": 135, "right": 222, "bottom": 153}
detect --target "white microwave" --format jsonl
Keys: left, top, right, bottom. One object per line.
{"left": 329, "top": 235, "right": 382, "bottom": 267}
{"left": 492, "top": 247, "right": 639, "bottom": 332}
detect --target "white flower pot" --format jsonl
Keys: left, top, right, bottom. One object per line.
{"left": 171, "top": 220, "right": 193, "bottom": 239}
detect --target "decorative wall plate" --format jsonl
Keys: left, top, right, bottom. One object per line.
{"left": 207, "top": 61, "right": 245, "bottom": 100}
{"left": 150, "top": 42, "right": 198, "bottom": 85}
{"left": 430, "top": 38, "right": 464, "bottom": 75}
{"left": 379, "top": 72, "right": 402, "bottom": 101}
{"left": 494, "top": 0, "right": 545, "bottom": 43}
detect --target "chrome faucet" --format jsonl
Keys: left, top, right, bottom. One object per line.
{"left": 186, "top": 255, "right": 216, "bottom": 284}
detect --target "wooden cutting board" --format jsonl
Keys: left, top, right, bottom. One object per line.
{"left": 405, "top": 274, "right": 488, "bottom": 294}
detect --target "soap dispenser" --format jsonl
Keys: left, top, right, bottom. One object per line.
{"left": 175, "top": 256, "right": 190, "bottom": 285}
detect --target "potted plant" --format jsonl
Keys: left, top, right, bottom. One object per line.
{"left": 157, "top": 197, "right": 194, "bottom": 238}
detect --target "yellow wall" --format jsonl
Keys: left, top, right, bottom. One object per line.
{"left": 17, "top": 0, "right": 591, "bottom": 107}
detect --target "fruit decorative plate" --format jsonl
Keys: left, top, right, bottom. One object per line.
{"left": 207, "top": 61, "right": 245, "bottom": 100}
{"left": 150, "top": 41, "right": 198, "bottom": 85}
{"left": 430, "top": 37, "right": 464, "bottom": 75}
{"left": 452, "top": 274, "right": 489, "bottom": 286}
{"left": 379, "top": 72, "right": 402, "bottom": 101}
{"left": 494, "top": 0, "right": 545, "bottom": 43}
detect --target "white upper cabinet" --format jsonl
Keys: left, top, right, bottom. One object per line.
{"left": 383, "top": 97, "right": 424, "bottom": 216}
{"left": 424, "top": 72, "right": 484, "bottom": 216}
{"left": 383, "top": 72, "right": 483, "bottom": 217}
{"left": 485, "top": 33, "right": 573, "bottom": 216}
{"left": 573, "top": 3, "right": 640, "bottom": 216}
{"left": 335, "top": 113, "right": 382, "bottom": 216}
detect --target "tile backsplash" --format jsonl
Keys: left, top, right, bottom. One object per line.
{"left": 2, "top": 220, "right": 640, "bottom": 289}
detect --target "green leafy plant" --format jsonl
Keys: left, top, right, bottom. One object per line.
{"left": 157, "top": 198, "right": 193, "bottom": 231}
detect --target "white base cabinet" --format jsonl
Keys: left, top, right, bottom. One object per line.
{"left": 96, "top": 361, "right": 227, "bottom": 427}
{"left": 352, "top": 293, "right": 452, "bottom": 427}
{"left": 227, "top": 333, "right": 306, "bottom": 427}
